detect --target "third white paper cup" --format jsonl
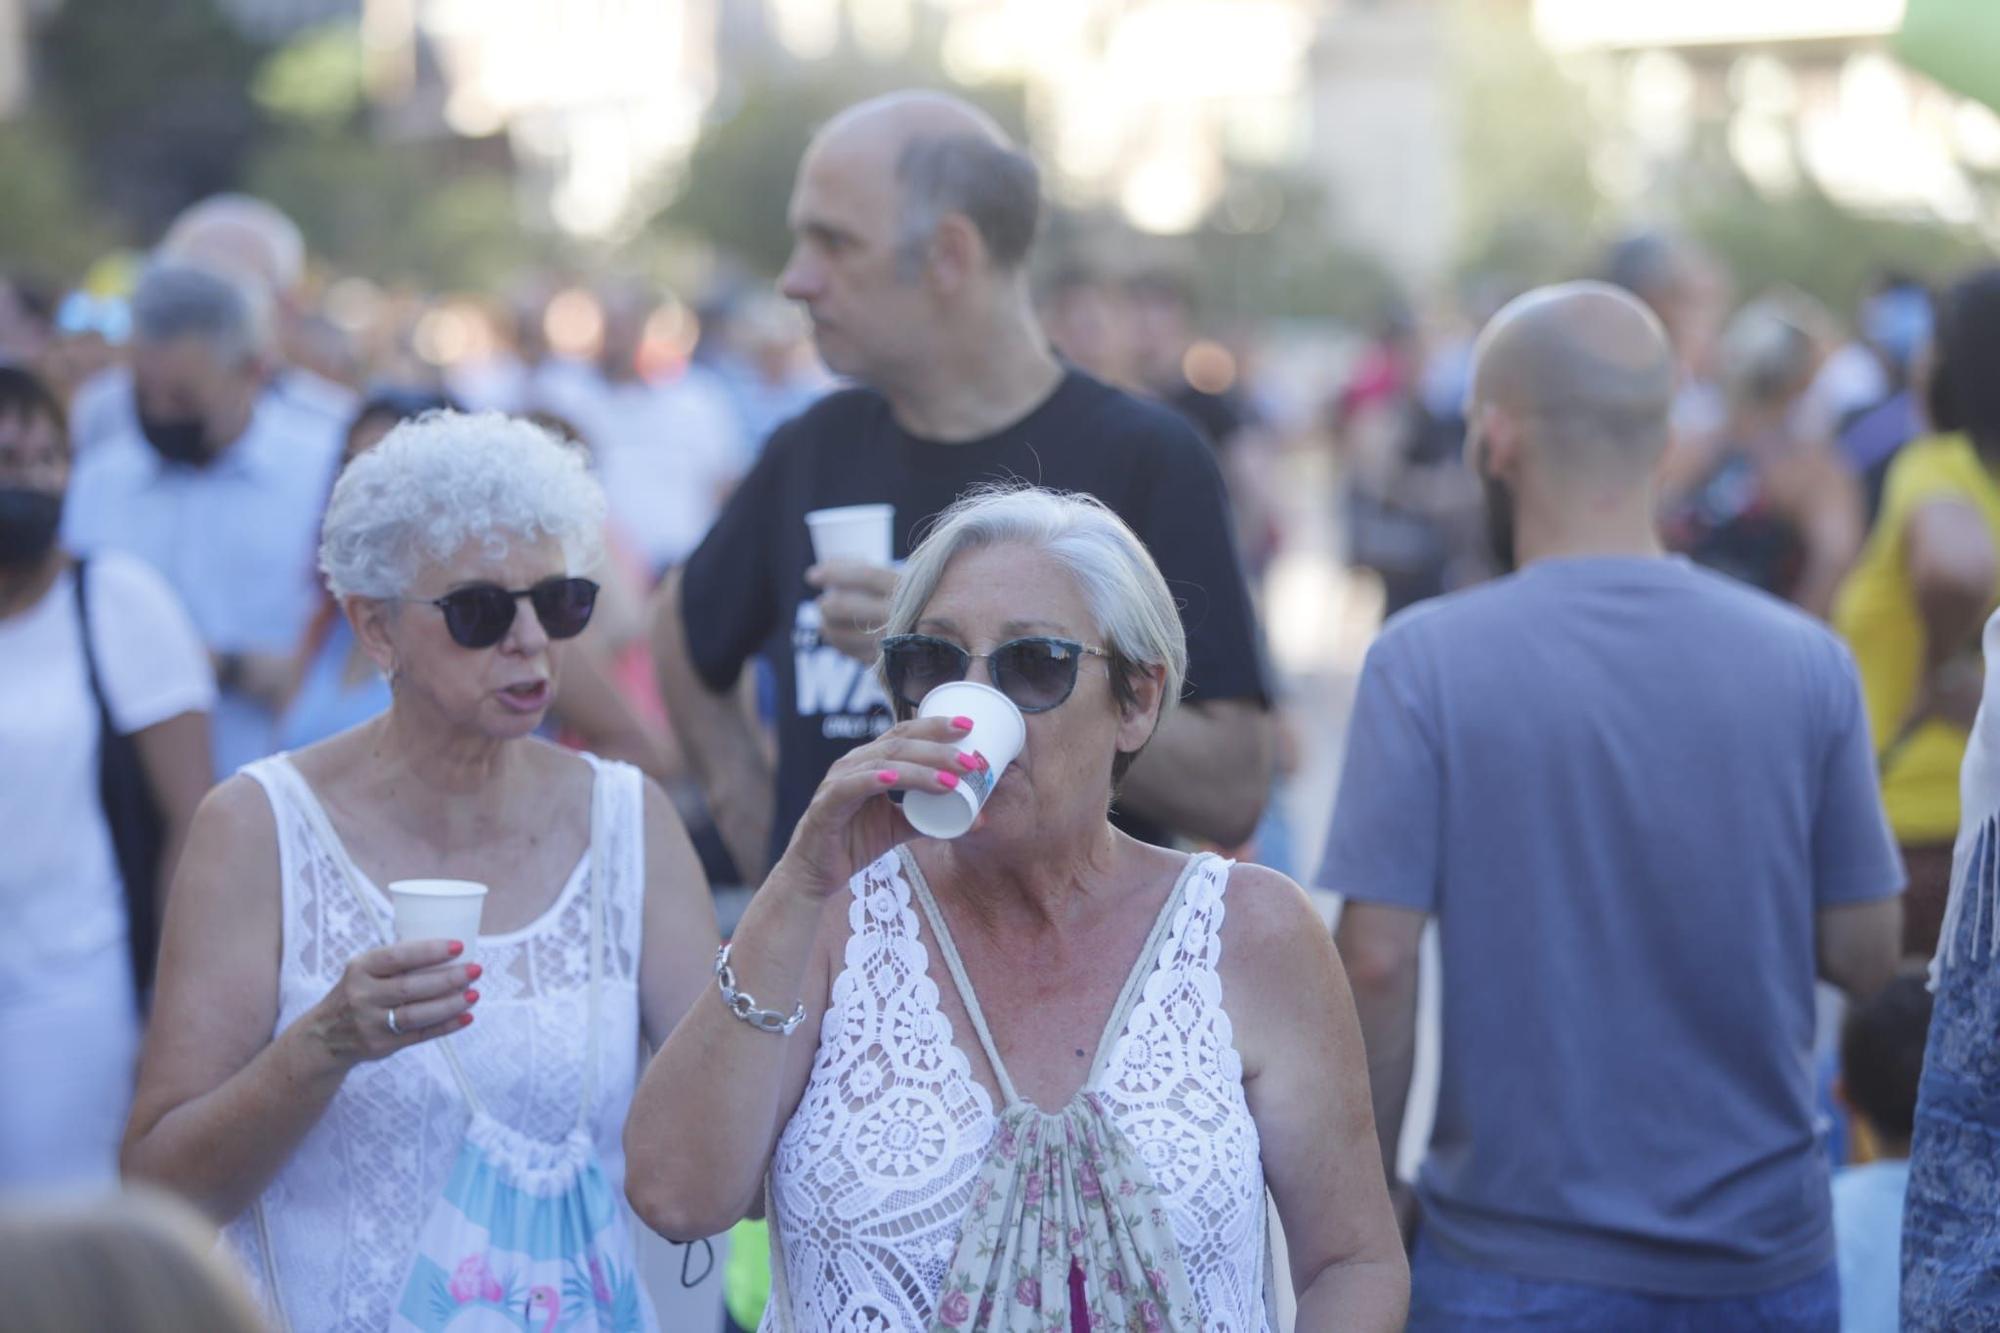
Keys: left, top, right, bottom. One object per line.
{"left": 387, "top": 879, "right": 488, "bottom": 950}
{"left": 805, "top": 504, "right": 895, "bottom": 566}
{"left": 901, "top": 681, "right": 1027, "bottom": 839}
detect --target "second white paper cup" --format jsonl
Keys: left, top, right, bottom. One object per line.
{"left": 901, "top": 680, "right": 1027, "bottom": 839}
{"left": 387, "top": 879, "right": 488, "bottom": 950}
{"left": 806, "top": 504, "right": 895, "bottom": 566}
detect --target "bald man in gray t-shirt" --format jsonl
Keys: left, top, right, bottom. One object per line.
{"left": 1326, "top": 282, "right": 1903, "bottom": 1330}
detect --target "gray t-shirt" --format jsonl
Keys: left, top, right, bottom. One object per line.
{"left": 1321, "top": 555, "right": 1902, "bottom": 1296}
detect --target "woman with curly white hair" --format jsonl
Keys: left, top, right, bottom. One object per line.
{"left": 123, "top": 412, "right": 718, "bottom": 1332}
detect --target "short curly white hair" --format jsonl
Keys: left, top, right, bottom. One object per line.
{"left": 319, "top": 411, "right": 606, "bottom": 600}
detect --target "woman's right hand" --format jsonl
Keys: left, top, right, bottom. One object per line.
{"left": 773, "top": 714, "right": 984, "bottom": 899}
{"left": 304, "top": 940, "right": 482, "bottom": 1069}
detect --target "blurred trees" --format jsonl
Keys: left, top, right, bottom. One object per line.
{"left": 1689, "top": 181, "right": 1991, "bottom": 314}
{"left": 0, "top": 118, "right": 122, "bottom": 277}
{"left": 36, "top": 0, "right": 264, "bottom": 238}
{"left": 654, "top": 56, "right": 1396, "bottom": 325}
{"left": 244, "top": 24, "right": 543, "bottom": 291}
{"left": 245, "top": 133, "right": 544, "bottom": 292}
{"left": 17, "top": 1, "right": 540, "bottom": 291}
{"left": 1448, "top": 0, "right": 1601, "bottom": 291}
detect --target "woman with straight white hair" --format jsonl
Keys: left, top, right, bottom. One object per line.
{"left": 626, "top": 485, "right": 1407, "bottom": 1331}
{"left": 123, "top": 412, "right": 718, "bottom": 1332}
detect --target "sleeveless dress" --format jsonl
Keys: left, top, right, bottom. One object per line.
{"left": 764, "top": 847, "right": 1273, "bottom": 1332}
{"left": 225, "top": 752, "right": 652, "bottom": 1333}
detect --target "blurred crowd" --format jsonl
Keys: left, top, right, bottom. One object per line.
{"left": 1, "top": 90, "right": 1997, "bottom": 1331}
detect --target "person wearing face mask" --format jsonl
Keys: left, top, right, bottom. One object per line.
{"left": 67, "top": 193, "right": 357, "bottom": 460}
{"left": 0, "top": 365, "right": 214, "bottom": 1191}
{"left": 1327, "top": 283, "right": 1903, "bottom": 1329}
{"left": 63, "top": 262, "right": 343, "bottom": 778}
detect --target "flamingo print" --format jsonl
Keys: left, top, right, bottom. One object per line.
{"left": 524, "top": 1285, "right": 560, "bottom": 1331}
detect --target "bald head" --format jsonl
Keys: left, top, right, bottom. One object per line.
{"left": 816, "top": 92, "right": 1013, "bottom": 157}
{"left": 807, "top": 91, "right": 1039, "bottom": 274}
{"left": 1471, "top": 281, "right": 1675, "bottom": 476}
{"left": 159, "top": 194, "right": 305, "bottom": 305}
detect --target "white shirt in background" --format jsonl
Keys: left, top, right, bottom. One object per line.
{"left": 62, "top": 394, "right": 341, "bottom": 777}
{"left": 540, "top": 366, "right": 748, "bottom": 576}
{"left": 1833, "top": 1158, "right": 1910, "bottom": 1333}
{"left": 0, "top": 553, "right": 214, "bottom": 1189}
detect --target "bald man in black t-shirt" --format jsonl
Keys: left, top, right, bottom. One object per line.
{"left": 653, "top": 92, "right": 1271, "bottom": 883}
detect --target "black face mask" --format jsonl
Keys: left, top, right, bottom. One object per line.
{"left": 0, "top": 487, "right": 63, "bottom": 567}
{"left": 138, "top": 413, "right": 212, "bottom": 466}
{"left": 1470, "top": 428, "right": 1517, "bottom": 573}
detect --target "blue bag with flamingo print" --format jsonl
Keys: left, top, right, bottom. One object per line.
{"left": 387, "top": 782, "right": 654, "bottom": 1333}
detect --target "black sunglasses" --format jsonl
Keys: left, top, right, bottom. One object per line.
{"left": 880, "top": 634, "right": 1111, "bottom": 715}
{"left": 405, "top": 576, "right": 599, "bottom": 649}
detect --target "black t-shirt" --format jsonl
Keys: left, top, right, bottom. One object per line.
{"left": 679, "top": 368, "right": 1269, "bottom": 863}
{"left": 1164, "top": 380, "right": 1255, "bottom": 453}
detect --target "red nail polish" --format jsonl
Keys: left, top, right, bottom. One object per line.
{"left": 465, "top": 963, "right": 482, "bottom": 981}
{"left": 460, "top": 1013, "right": 474, "bottom": 1027}
{"left": 952, "top": 715, "right": 974, "bottom": 730}
{"left": 938, "top": 770, "right": 959, "bottom": 790}
{"left": 956, "top": 752, "right": 977, "bottom": 770}
{"left": 465, "top": 989, "right": 480, "bottom": 1004}
{"left": 447, "top": 941, "right": 464, "bottom": 956}
{"left": 876, "top": 769, "right": 898, "bottom": 784}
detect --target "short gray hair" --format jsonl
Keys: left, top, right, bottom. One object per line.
{"left": 319, "top": 411, "right": 606, "bottom": 600}
{"left": 882, "top": 484, "right": 1186, "bottom": 750}
{"left": 130, "top": 262, "right": 269, "bottom": 367}
{"left": 895, "top": 134, "right": 1041, "bottom": 277}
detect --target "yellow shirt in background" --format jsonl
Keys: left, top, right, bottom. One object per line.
{"left": 1835, "top": 433, "right": 2000, "bottom": 844}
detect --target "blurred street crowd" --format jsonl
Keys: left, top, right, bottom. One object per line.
{"left": 2, "top": 88, "right": 1998, "bottom": 1332}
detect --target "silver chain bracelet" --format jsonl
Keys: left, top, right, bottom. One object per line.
{"left": 713, "top": 943, "right": 806, "bottom": 1036}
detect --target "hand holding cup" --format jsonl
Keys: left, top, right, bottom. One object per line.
{"left": 805, "top": 560, "right": 898, "bottom": 666}
{"left": 774, "top": 714, "right": 992, "bottom": 899}
{"left": 805, "top": 504, "right": 896, "bottom": 665}
{"left": 309, "top": 938, "right": 482, "bottom": 1068}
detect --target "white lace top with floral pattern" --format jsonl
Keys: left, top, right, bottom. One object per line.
{"left": 223, "top": 753, "right": 649, "bottom": 1333}
{"left": 763, "top": 848, "right": 1272, "bottom": 1332}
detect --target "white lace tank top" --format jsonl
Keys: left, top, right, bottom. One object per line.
{"left": 224, "top": 753, "right": 649, "bottom": 1333}
{"left": 764, "top": 848, "right": 1273, "bottom": 1332}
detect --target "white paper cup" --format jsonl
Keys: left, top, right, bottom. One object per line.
{"left": 806, "top": 504, "right": 895, "bottom": 567}
{"left": 901, "top": 680, "right": 1027, "bottom": 839}
{"left": 387, "top": 879, "right": 487, "bottom": 951}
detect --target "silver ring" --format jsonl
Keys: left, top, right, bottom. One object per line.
{"left": 386, "top": 1007, "right": 401, "bottom": 1036}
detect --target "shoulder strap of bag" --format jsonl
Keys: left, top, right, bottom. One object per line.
{"left": 763, "top": 1177, "right": 796, "bottom": 1333}
{"left": 253, "top": 1194, "right": 295, "bottom": 1333}
{"left": 72, "top": 558, "right": 110, "bottom": 715}
{"left": 72, "top": 558, "right": 159, "bottom": 1010}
